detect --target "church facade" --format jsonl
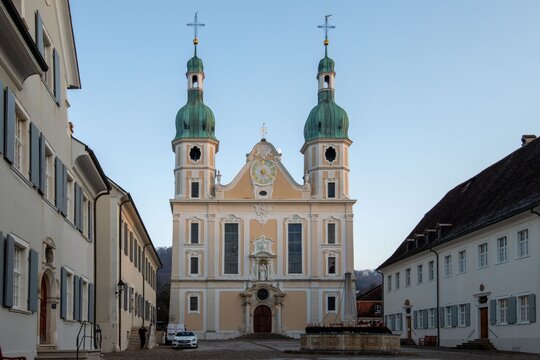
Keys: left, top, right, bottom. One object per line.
{"left": 169, "top": 29, "right": 356, "bottom": 339}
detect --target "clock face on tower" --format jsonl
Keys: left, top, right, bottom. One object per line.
{"left": 250, "top": 159, "right": 277, "bottom": 186}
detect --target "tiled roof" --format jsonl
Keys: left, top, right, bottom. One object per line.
{"left": 356, "top": 284, "right": 382, "bottom": 301}
{"left": 378, "top": 137, "right": 540, "bottom": 270}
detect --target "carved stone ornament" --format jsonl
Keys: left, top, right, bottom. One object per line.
{"left": 253, "top": 204, "right": 273, "bottom": 224}
{"left": 255, "top": 144, "right": 273, "bottom": 159}
{"left": 253, "top": 236, "right": 274, "bottom": 255}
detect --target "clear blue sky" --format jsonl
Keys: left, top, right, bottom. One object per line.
{"left": 69, "top": 1, "right": 540, "bottom": 270}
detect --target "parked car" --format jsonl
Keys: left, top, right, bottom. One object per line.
{"left": 172, "top": 331, "right": 198, "bottom": 349}
{"left": 166, "top": 323, "right": 185, "bottom": 344}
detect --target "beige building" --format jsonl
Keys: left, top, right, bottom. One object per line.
{"left": 0, "top": 0, "right": 109, "bottom": 358}
{"left": 169, "top": 31, "right": 356, "bottom": 339}
{"left": 96, "top": 180, "right": 161, "bottom": 352}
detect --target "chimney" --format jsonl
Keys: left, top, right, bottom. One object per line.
{"left": 521, "top": 135, "right": 536, "bottom": 147}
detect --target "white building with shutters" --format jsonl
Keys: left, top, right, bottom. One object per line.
{"left": 0, "top": 1, "right": 109, "bottom": 358}
{"left": 96, "top": 180, "right": 161, "bottom": 352}
{"left": 378, "top": 135, "right": 540, "bottom": 353}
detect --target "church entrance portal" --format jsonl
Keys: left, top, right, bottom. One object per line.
{"left": 40, "top": 275, "right": 49, "bottom": 344}
{"left": 254, "top": 305, "right": 272, "bottom": 333}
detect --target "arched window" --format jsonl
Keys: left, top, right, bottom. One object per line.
{"left": 192, "top": 75, "right": 199, "bottom": 88}
{"left": 323, "top": 75, "right": 330, "bottom": 88}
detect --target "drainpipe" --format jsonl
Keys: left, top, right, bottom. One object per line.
{"left": 93, "top": 189, "right": 110, "bottom": 349}
{"left": 429, "top": 248, "right": 440, "bottom": 347}
{"left": 118, "top": 197, "right": 131, "bottom": 350}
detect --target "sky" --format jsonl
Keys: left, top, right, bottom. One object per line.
{"left": 68, "top": 1, "right": 540, "bottom": 270}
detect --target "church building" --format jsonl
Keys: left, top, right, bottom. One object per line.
{"left": 168, "top": 16, "right": 356, "bottom": 339}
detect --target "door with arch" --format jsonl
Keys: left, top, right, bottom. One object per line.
{"left": 253, "top": 305, "right": 272, "bottom": 333}
{"left": 40, "top": 276, "right": 49, "bottom": 343}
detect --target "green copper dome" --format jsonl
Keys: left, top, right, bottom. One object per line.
{"left": 318, "top": 55, "right": 335, "bottom": 73}
{"left": 304, "top": 91, "right": 349, "bottom": 142}
{"left": 187, "top": 55, "right": 204, "bottom": 73}
{"left": 174, "top": 90, "right": 216, "bottom": 141}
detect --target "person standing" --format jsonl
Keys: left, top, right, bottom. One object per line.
{"left": 138, "top": 326, "right": 148, "bottom": 349}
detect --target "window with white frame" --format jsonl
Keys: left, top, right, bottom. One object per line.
{"left": 395, "top": 272, "right": 400, "bottom": 290}
{"left": 66, "top": 174, "right": 74, "bottom": 223}
{"left": 388, "top": 314, "right": 394, "bottom": 330}
{"left": 190, "top": 222, "right": 199, "bottom": 244}
{"left": 82, "top": 193, "right": 89, "bottom": 236}
{"left": 429, "top": 308, "right": 436, "bottom": 328}
{"left": 224, "top": 223, "right": 239, "bottom": 274}
{"left": 66, "top": 272, "right": 73, "bottom": 320}
{"left": 42, "top": 27, "right": 54, "bottom": 88}
{"left": 518, "top": 229, "right": 529, "bottom": 258}
{"left": 444, "top": 255, "right": 452, "bottom": 277}
{"left": 189, "top": 256, "right": 199, "bottom": 275}
{"left": 387, "top": 275, "right": 392, "bottom": 292}
{"left": 418, "top": 310, "right": 424, "bottom": 329}
{"left": 327, "top": 294, "right": 337, "bottom": 312}
{"left": 374, "top": 304, "right": 382, "bottom": 315}
{"left": 428, "top": 261, "right": 434, "bottom": 281}
{"left": 12, "top": 242, "right": 28, "bottom": 309}
{"left": 519, "top": 295, "right": 530, "bottom": 323}
{"left": 327, "top": 256, "right": 336, "bottom": 275}
{"left": 498, "top": 298, "right": 508, "bottom": 324}
{"left": 14, "top": 109, "right": 28, "bottom": 175}
{"left": 417, "top": 264, "right": 423, "bottom": 284}
{"left": 497, "top": 236, "right": 508, "bottom": 263}
{"left": 458, "top": 304, "right": 466, "bottom": 327}
{"left": 82, "top": 280, "right": 88, "bottom": 321}
{"left": 405, "top": 268, "right": 411, "bottom": 287}
{"left": 287, "top": 223, "right": 302, "bottom": 274}
{"left": 478, "top": 243, "right": 488, "bottom": 268}
{"left": 396, "top": 313, "right": 402, "bottom": 330}
{"left": 458, "top": 250, "right": 466, "bottom": 274}
{"left": 445, "top": 306, "right": 452, "bottom": 328}
{"left": 188, "top": 294, "right": 199, "bottom": 313}
{"left": 327, "top": 223, "right": 336, "bottom": 244}
{"left": 86, "top": 200, "right": 92, "bottom": 239}
{"left": 44, "top": 144, "right": 54, "bottom": 201}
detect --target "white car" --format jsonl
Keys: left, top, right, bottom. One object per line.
{"left": 171, "top": 331, "right": 198, "bottom": 349}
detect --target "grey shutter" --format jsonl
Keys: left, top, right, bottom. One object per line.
{"left": 88, "top": 283, "right": 94, "bottom": 323}
{"left": 55, "top": 158, "right": 62, "bottom": 210}
{"left": 62, "top": 163, "right": 67, "bottom": 216}
{"left": 73, "top": 183, "right": 79, "bottom": 229}
{"left": 28, "top": 249, "right": 38, "bottom": 312}
{"left": 490, "top": 299, "right": 497, "bottom": 325}
{"left": 88, "top": 201, "right": 93, "bottom": 240}
{"left": 35, "top": 11, "right": 44, "bottom": 56}
{"left": 0, "top": 231, "right": 3, "bottom": 307}
{"left": 529, "top": 294, "right": 536, "bottom": 323}
{"left": 384, "top": 315, "right": 388, "bottom": 326}
{"left": 4, "top": 88, "right": 15, "bottom": 164}
{"left": 0, "top": 80, "right": 4, "bottom": 154}
{"left": 465, "top": 303, "right": 471, "bottom": 327}
{"left": 53, "top": 49, "right": 61, "bottom": 105}
{"left": 38, "top": 134, "right": 46, "bottom": 194}
{"left": 451, "top": 305, "right": 458, "bottom": 327}
{"left": 78, "top": 277, "right": 83, "bottom": 321}
{"left": 439, "top": 307, "right": 445, "bottom": 328}
{"left": 3, "top": 235, "right": 14, "bottom": 308}
{"left": 78, "top": 186, "right": 83, "bottom": 231}
{"left": 508, "top": 296, "right": 517, "bottom": 324}
{"left": 422, "top": 309, "right": 428, "bottom": 329}
{"left": 30, "top": 123, "right": 40, "bottom": 187}
{"left": 60, "top": 267, "right": 67, "bottom": 319}
{"left": 413, "top": 310, "right": 417, "bottom": 329}
{"left": 123, "top": 285, "right": 127, "bottom": 311}
{"left": 73, "top": 275, "right": 79, "bottom": 321}
{"left": 432, "top": 307, "right": 438, "bottom": 327}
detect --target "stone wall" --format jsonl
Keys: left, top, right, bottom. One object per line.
{"left": 301, "top": 333, "right": 400, "bottom": 351}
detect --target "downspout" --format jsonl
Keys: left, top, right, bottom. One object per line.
{"left": 429, "top": 248, "right": 440, "bottom": 347}
{"left": 118, "top": 197, "right": 131, "bottom": 350}
{"left": 93, "top": 189, "right": 110, "bottom": 349}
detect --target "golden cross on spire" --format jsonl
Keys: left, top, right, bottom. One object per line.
{"left": 317, "top": 14, "right": 335, "bottom": 46}
{"left": 187, "top": 12, "right": 205, "bottom": 44}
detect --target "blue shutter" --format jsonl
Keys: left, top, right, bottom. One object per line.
{"left": 422, "top": 309, "right": 428, "bottom": 329}
{"left": 60, "top": 267, "right": 67, "bottom": 319}
{"left": 28, "top": 249, "right": 38, "bottom": 312}
{"left": 490, "top": 299, "right": 497, "bottom": 325}
{"left": 123, "top": 284, "right": 127, "bottom": 311}
{"left": 529, "top": 294, "right": 536, "bottom": 323}
{"left": 4, "top": 88, "right": 15, "bottom": 164}
{"left": 508, "top": 296, "right": 517, "bottom": 324}
{"left": 38, "top": 134, "right": 46, "bottom": 194}
{"left": 53, "top": 49, "right": 61, "bottom": 105}
{"left": 30, "top": 123, "right": 40, "bottom": 187}
{"left": 88, "top": 201, "right": 93, "bottom": 240}
{"left": 451, "top": 305, "right": 458, "bottom": 327}
{"left": 465, "top": 303, "right": 471, "bottom": 327}
{"left": 439, "top": 307, "right": 445, "bottom": 328}
{"left": 73, "top": 183, "right": 79, "bottom": 229}
{"left": 35, "top": 11, "right": 44, "bottom": 56}
{"left": 73, "top": 275, "right": 80, "bottom": 321}
{"left": 413, "top": 310, "right": 417, "bottom": 329}
{"left": 0, "top": 231, "right": 3, "bottom": 307}
{"left": 62, "top": 163, "right": 67, "bottom": 216}
{"left": 0, "top": 80, "right": 4, "bottom": 154}
{"left": 78, "top": 186, "right": 83, "bottom": 231}
{"left": 88, "top": 283, "right": 94, "bottom": 323}
{"left": 432, "top": 308, "right": 438, "bottom": 327}
{"left": 78, "top": 277, "right": 83, "bottom": 321}
{"left": 3, "top": 235, "right": 14, "bottom": 308}
{"left": 55, "top": 157, "right": 63, "bottom": 210}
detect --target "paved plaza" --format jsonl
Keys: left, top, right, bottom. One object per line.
{"left": 103, "top": 339, "right": 540, "bottom": 360}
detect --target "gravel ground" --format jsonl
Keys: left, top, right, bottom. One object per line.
{"left": 103, "top": 340, "right": 540, "bottom": 360}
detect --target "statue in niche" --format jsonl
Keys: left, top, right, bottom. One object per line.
{"left": 258, "top": 262, "right": 268, "bottom": 281}
{"left": 303, "top": 173, "right": 311, "bottom": 191}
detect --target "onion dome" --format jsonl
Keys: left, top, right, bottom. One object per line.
{"left": 174, "top": 90, "right": 216, "bottom": 140}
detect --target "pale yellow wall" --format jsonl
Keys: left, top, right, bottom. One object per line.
{"left": 249, "top": 219, "right": 277, "bottom": 254}
{"left": 224, "top": 171, "right": 253, "bottom": 199}
{"left": 219, "top": 292, "right": 243, "bottom": 330}
{"left": 272, "top": 172, "right": 302, "bottom": 199}
{"left": 282, "top": 291, "right": 307, "bottom": 330}
{"left": 185, "top": 292, "right": 204, "bottom": 330}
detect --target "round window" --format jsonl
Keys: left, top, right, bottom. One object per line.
{"left": 257, "top": 288, "right": 269, "bottom": 301}
{"left": 325, "top": 147, "right": 337, "bottom": 163}
{"left": 259, "top": 191, "right": 267, "bottom": 196}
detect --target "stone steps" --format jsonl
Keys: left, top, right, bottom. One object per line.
{"left": 456, "top": 339, "right": 496, "bottom": 350}
{"left": 35, "top": 349, "right": 102, "bottom": 360}
{"left": 235, "top": 333, "right": 293, "bottom": 340}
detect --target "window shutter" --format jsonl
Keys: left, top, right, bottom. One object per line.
{"left": 88, "top": 202, "right": 93, "bottom": 240}
{"left": 0, "top": 232, "right": 3, "bottom": 307}
{"left": 465, "top": 303, "right": 471, "bottom": 327}
{"left": 4, "top": 88, "right": 15, "bottom": 164}
{"left": 88, "top": 283, "right": 94, "bottom": 323}
{"left": 432, "top": 307, "right": 438, "bottom": 327}
{"left": 53, "top": 49, "right": 61, "bottom": 105}
{"left": 529, "top": 294, "right": 536, "bottom": 323}
{"left": 62, "top": 163, "right": 67, "bottom": 216}
{"left": 27, "top": 249, "right": 38, "bottom": 312}
{"left": 422, "top": 309, "right": 428, "bottom": 329}
{"left": 123, "top": 285, "right": 127, "bottom": 311}
{"left": 507, "top": 296, "right": 517, "bottom": 324}
{"left": 0, "top": 80, "right": 4, "bottom": 154}
{"left": 439, "top": 307, "right": 445, "bottom": 328}
{"left": 78, "top": 277, "right": 83, "bottom": 321}
{"left": 78, "top": 186, "right": 83, "bottom": 231}
{"left": 30, "top": 123, "right": 40, "bottom": 188}
{"left": 451, "top": 305, "right": 458, "bottom": 327}
{"left": 55, "top": 157, "right": 62, "bottom": 210}
{"left": 60, "top": 267, "right": 67, "bottom": 319}
{"left": 35, "top": 11, "right": 44, "bottom": 56}
{"left": 490, "top": 299, "right": 497, "bottom": 325}
{"left": 73, "top": 275, "right": 80, "bottom": 321}
{"left": 39, "top": 134, "right": 46, "bottom": 194}
{"left": 3, "top": 234, "right": 14, "bottom": 308}
{"left": 413, "top": 310, "right": 417, "bottom": 329}
{"left": 73, "top": 183, "right": 79, "bottom": 229}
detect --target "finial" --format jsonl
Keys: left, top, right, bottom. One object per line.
{"left": 260, "top": 122, "right": 268, "bottom": 141}
{"left": 318, "top": 14, "right": 335, "bottom": 49}
{"left": 187, "top": 12, "right": 205, "bottom": 55}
